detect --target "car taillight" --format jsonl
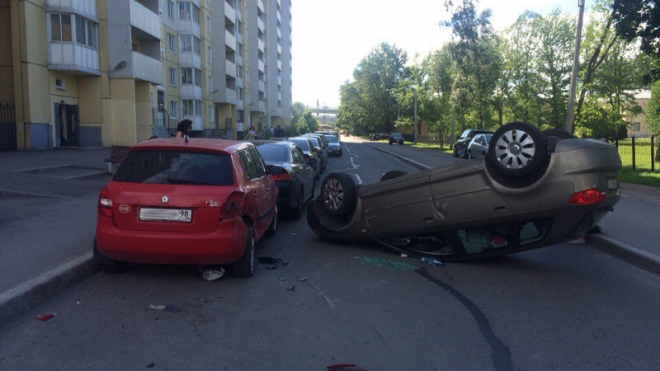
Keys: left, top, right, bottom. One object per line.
{"left": 569, "top": 188, "right": 606, "bottom": 205}
{"left": 98, "top": 187, "right": 113, "bottom": 218}
{"left": 270, "top": 171, "right": 293, "bottom": 182}
{"left": 220, "top": 191, "right": 246, "bottom": 220}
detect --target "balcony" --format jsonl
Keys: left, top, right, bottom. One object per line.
{"left": 178, "top": 19, "right": 201, "bottom": 37}
{"left": 224, "top": 1, "right": 235, "bottom": 19}
{"left": 179, "top": 52, "right": 202, "bottom": 70}
{"left": 225, "top": 60, "right": 236, "bottom": 78}
{"left": 130, "top": 0, "right": 160, "bottom": 39}
{"left": 48, "top": 43, "right": 100, "bottom": 75}
{"left": 131, "top": 51, "right": 162, "bottom": 84}
{"left": 225, "top": 30, "right": 236, "bottom": 50}
{"left": 180, "top": 84, "right": 202, "bottom": 100}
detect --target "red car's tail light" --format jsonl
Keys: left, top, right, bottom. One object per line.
{"left": 220, "top": 191, "right": 246, "bottom": 220}
{"left": 270, "top": 171, "right": 293, "bottom": 182}
{"left": 98, "top": 187, "right": 113, "bottom": 218}
{"left": 569, "top": 188, "right": 606, "bottom": 205}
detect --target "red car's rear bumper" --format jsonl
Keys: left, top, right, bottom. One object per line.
{"left": 96, "top": 217, "right": 248, "bottom": 265}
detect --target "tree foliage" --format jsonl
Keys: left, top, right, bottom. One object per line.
{"left": 612, "top": 0, "right": 660, "bottom": 58}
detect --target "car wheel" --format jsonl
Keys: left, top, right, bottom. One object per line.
{"left": 488, "top": 122, "right": 547, "bottom": 178}
{"left": 461, "top": 147, "right": 468, "bottom": 159}
{"left": 291, "top": 189, "right": 304, "bottom": 220}
{"left": 380, "top": 170, "right": 407, "bottom": 181}
{"left": 452, "top": 147, "right": 459, "bottom": 157}
{"left": 266, "top": 206, "right": 278, "bottom": 236}
{"left": 543, "top": 128, "right": 575, "bottom": 153}
{"left": 321, "top": 172, "right": 357, "bottom": 217}
{"left": 232, "top": 227, "right": 255, "bottom": 277}
{"left": 467, "top": 150, "right": 473, "bottom": 159}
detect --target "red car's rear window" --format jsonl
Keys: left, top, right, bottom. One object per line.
{"left": 113, "top": 150, "right": 234, "bottom": 186}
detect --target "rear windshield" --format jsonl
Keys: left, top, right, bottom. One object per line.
{"left": 325, "top": 135, "right": 338, "bottom": 143}
{"left": 288, "top": 139, "right": 309, "bottom": 151}
{"left": 257, "top": 144, "right": 289, "bottom": 163}
{"left": 113, "top": 150, "right": 234, "bottom": 185}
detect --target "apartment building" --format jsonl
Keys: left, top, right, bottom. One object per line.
{"left": 0, "top": 0, "right": 292, "bottom": 150}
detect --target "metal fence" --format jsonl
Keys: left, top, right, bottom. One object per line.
{"left": 615, "top": 136, "right": 658, "bottom": 172}
{"left": 0, "top": 103, "right": 17, "bottom": 151}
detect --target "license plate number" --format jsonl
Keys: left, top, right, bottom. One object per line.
{"left": 139, "top": 208, "right": 192, "bottom": 222}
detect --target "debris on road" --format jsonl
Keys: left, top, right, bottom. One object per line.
{"left": 200, "top": 266, "right": 225, "bottom": 281}
{"left": 258, "top": 257, "right": 289, "bottom": 270}
{"left": 35, "top": 313, "right": 56, "bottom": 321}
{"left": 420, "top": 257, "right": 444, "bottom": 267}
{"left": 149, "top": 304, "right": 181, "bottom": 313}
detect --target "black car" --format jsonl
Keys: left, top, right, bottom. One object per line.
{"left": 389, "top": 133, "right": 404, "bottom": 145}
{"left": 453, "top": 129, "right": 494, "bottom": 158}
{"left": 255, "top": 141, "right": 316, "bottom": 220}
{"left": 287, "top": 137, "right": 321, "bottom": 179}
{"left": 324, "top": 134, "right": 343, "bottom": 157}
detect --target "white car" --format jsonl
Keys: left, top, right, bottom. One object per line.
{"left": 466, "top": 133, "right": 493, "bottom": 159}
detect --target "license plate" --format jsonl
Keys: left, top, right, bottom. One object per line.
{"left": 607, "top": 178, "right": 619, "bottom": 190}
{"left": 139, "top": 208, "right": 192, "bottom": 222}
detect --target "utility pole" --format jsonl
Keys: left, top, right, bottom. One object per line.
{"left": 414, "top": 89, "right": 418, "bottom": 144}
{"left": 566, "top": 0, "right": 585, "bottom": 133}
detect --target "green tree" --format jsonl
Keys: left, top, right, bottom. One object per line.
{"left": 612, "top": 0, "right": 660, "bottom": 59}
{"left": 444, "top": 0, "right": 502, "bottom": 129}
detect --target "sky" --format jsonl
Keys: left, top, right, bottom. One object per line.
{"left": 291, "top": 0, "right": 581, "bottom": 109}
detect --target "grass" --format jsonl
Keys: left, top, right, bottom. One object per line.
{"left": 618, "top": 167, "right": 660, "bottom": 187}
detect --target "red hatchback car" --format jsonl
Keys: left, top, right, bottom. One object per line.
{"left": 94, "top": 138, "right": 279, "bottom": 277}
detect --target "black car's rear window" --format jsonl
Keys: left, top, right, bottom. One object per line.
{"left": 113, "top": 150, "right": 234, "bottom": 185}
{"left": 257, "top": 144, "right": 289, "bottom": 162}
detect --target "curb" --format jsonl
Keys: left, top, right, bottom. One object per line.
{"left": 0, "top": 253, "right": 98, "bottom": 327}
{"left": 587, "top": 234, "right": 660, "bottom": 277}
{"left": 368, "top": 143, "right": 660, "bottom": 278}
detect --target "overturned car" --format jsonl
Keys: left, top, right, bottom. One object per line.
{"left": 307, "top": 122, "right": 622, "bottom": 261}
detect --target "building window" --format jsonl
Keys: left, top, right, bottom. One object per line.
{"left": 209, "top": 105, "right": 215, "bottom": 123}
{"left": 632, "top": 122, "right": 641, "bottom": 132}
{"left": 179, "top": 2, "right": 200, "bottom": 24}
{"left": 207, "top": 16, "right": 211, "bottom": 34}
{"left": 170, "top": 101, "right": 178, "bottom": 119}
{"left": 50, "top": 14, "right": 72, "bottom": 41}
{"left": 167, "top": 34, "right": 176, "bottom": 53}
{"left": 55, "top": 79, "right": 65, "bottom": 90}
{"left": 74, "top": 16, "right": 98, "bottom": 48}
{"left": 207, "top": 46, "right": 212, "bottom": 64}
{"left": 181, "top": 68, "right": 202, "bottom": 86}
{"left": 182, "top": 99, "right": 202, "bottom": 116}
{"left": 168, "top": 68, "right": 177, "bottom": 86}
{"left": 180, "top": 35, "right": 201, "bottom": 55}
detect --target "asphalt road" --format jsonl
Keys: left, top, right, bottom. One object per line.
{"left": 1, "top": 142, "right": 659, "bottom": 371}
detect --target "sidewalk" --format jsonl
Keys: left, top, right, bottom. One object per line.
{"left": 0, "top": 147, "right": 112, "bottom": 326}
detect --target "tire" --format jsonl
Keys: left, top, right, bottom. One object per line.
{"left": 232, "top": 227, "right": 255, "bottom": 277}
{"left": 452, "top": 147, "right": 459, "bottom": 157}
{"left": 467, "top": 150, "right": 473, "bottom": 159}
{"left": 266, "top": 206, "right": 278, "bottom": 236}
{"left": 290, "top": 189, "right": 304, "bottom": 220}
{"left": 320, "top": 172, "right": 357, "bottom": 217}
{"left": 380, "top": 170, "right": 407, "bottom": 181}
{"left": 543, "top": 128, "right": 575, "bottom": 153}
{"left": 461, "top": 147, "right": 468, "bottom": 159}
{"left": 488, "top": 122, "right": 547, "bottom": 178}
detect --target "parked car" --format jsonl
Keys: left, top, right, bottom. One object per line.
{"left": 287, "top": 137, "right": 321, "bottom": 179}
{"left": 303, "top": 135, "right": 328, "bottom": 173}
{"left": 453, "top": 129, "right": 494, "bottom": 159}
{"left": 324, "top": 134, "right": 343, "bottom": 157}
{"left": 307, "top": 122, "right": 622, "bottom": 262}
{"left": 94, "top": 138, "right": 279, "bottom": 277}
{"left": 466, "top": 133, "right": 493, "bottom": 159}
{"left": 389, "top": 133, "right": 404, "bottom": 145}
{"left": 255, "top": 141, "right": 316, "bottom": 219}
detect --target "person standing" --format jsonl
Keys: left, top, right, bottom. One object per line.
{"left": 176, "top": 119, "right": 193, "bottom": 138}
{"left": 246, "top": 125, "right": 257, "bottom": 140}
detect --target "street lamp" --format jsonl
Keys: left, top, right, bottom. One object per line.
{"left": 565, "top": 0, "right": 585, "bottom": 133}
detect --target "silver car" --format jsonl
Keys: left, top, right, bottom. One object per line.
{"left": 466, "top": 133, "right": 493, "bottom": 159}
{"left": 307, "top": 122, "right": 621, "bottom": 261}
